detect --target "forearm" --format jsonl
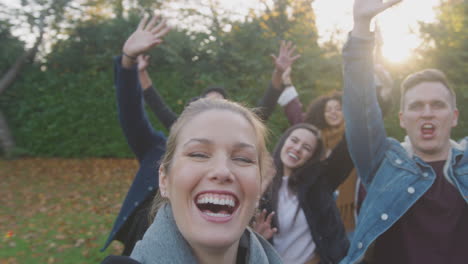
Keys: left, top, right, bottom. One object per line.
{"left": 138, "top": 69, "right": 153, "bottom": 90}
{"left": 143, "top": 87, "right": 178, "bottom": 130}
{"left": 256, "top": 82, "right": 282, "bottom": 122}
{"left": 342, "top": 35, "right": 387, "bottom": 186}
{"left": 278, "top": 86, "right": 304, "bottom": 125}
{"left": 325, "top": 138, "right": 355, "bottom": 190}
{"left": 115, "top": 56, "right": 165, "bottom": 160}
{"left": 271, "top": 69, "right": 283, "bottom": 90}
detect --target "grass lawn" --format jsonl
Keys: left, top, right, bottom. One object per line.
{"left": 0, "top": 158, "right": 141, "bottom": 263}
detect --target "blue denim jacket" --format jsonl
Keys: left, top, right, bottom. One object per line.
{"left": 340, "top": 35, "right": 468, "bottom": 264}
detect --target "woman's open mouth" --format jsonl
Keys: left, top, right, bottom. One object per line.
{"left": 195, "top": 192, "right": 239, "bottom": 222}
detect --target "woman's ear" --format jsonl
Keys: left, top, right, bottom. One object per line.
{"left": 159, "top": 165, "right": 168, "bottom": 198}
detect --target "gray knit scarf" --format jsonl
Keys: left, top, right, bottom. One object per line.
{"left": 130, "top": 204, "right": 283, "bottom": 264}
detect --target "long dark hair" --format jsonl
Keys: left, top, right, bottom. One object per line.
{"left": 304, "top": 91, "right": 342, "bottom": 129}
{"left": 265, "top": 123, "right": 324, "bottom": 232}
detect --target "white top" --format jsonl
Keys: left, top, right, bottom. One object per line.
{"left": 273, "top": 176, "right": 316, "bottom": 264}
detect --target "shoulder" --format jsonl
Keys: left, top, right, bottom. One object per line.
{"left": 245, "top": 228, "right": 283, "bottom": 264}
{"left": 453, "top": 137, "right": 468, "bottom": 152}
{"left": 101, "top": 255, "right": 141, "bottom": 264}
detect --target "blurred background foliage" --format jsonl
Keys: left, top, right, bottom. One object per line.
{"left": 0, "top": 0, "right": 466, "bottom": 158}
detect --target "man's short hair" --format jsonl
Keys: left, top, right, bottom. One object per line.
{"left": 201, "top": 86, "right": 228, "bottom": 99}
{"left": 400, "top": 69, "right": 456, "bottom": 111}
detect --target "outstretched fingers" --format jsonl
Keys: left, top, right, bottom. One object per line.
{"left": 265, "top": 210, "right": 275, "bottom": 224}
{"left": 151, "top": 18, "right": 168, "bottom": 34}
{"left": 144, "top": 15, "right": 160, "bottom": 32}
{"left": 137, "top": 14, "right": 149, "bottom": 31}
{"left": 154, "top": 23, "right": 172, "bottom": 39}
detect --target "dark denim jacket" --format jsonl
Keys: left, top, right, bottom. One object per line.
{"left": 341, "top": 35, "right": 468, "bottom": 264}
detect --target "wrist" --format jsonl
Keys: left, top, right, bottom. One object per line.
{"left": 352, "top": 19, "right": 372, "bottom": 38}
{"left": 123, "top": 52, "right": 137, "bottom": 61}
{"left": 277, "top": 86, "right": 298, "bottom": 106}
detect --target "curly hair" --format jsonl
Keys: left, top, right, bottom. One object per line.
{"left": 304, "top": 91, "right": 343, "bottom": 129}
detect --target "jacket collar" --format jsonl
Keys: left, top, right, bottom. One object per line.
{"left": 400, "top": 136, "right": 467, "bottom": 185}
{"left": 400, "top": 136, "right": 466, "bottom": 160}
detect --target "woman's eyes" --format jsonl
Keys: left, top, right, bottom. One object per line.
{"left": 187, "top": 152, "right": 254, "bottom": 164}
{"left": 233, "top": 156, "right": 255, "bottom": 164}
{"left": 303, "top": 146, "right": 312, "bottom": 152}
{"left": 188, "top": 152, "right": 209, "bottom": 159}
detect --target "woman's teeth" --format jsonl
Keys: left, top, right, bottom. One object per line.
{"left": 196, "top": 194, "right": 236, "bottom": 207}
{"left": 195, "top": 193, "right": 237, "bottom": 217}
{"left": 288, "top": 152, "right": 298, "bottom": 160}
{"left": 205, "top": 212, "right": 231, "bottom": 217}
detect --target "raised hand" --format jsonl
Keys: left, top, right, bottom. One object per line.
{"left": 353, "top": 0, "right": 402, "bottom": 38}
{"left": 271, "top": 40, "right": 300, "bottom": 73}
{"left": 122, "top": 14, "right": 171, "bottom": 67}
{"left": 252, "top": 209, "right": 277, "bottom": 240}
{"left": 271, "top": 41, "right": 300, "bottom": 90}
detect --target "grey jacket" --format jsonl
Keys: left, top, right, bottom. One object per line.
{"left": 130, "top": 204, "right": 283, "bottom": 264}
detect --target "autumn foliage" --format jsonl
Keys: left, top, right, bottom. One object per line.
{"left": 0, "top": 158, "right": 141, "bottom": 263}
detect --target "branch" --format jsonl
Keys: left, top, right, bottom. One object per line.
{"left": 0, "top": 26, "right": 44, "bottom": 96}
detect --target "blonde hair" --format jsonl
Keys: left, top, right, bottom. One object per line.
{"left": 150, "top": 98, "right": 270, "bottom": 220}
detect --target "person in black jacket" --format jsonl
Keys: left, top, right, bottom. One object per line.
{"left": 255, "top": 123, "right": 354, "bottom": 264}
{"left": 100, "top": 16, "right": 172, "bottom": 256}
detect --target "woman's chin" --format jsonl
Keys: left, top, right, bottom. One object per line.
{"left": 186, "top": 206, "right": 244, "bottom": 249}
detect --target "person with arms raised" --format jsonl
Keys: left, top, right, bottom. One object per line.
{"left": 341, "top": 0, "right": 468, "bottom": 263}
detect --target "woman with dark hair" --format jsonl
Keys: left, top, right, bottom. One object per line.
{"left": 255, "top": 123, "right": 354, "bottom": 264}
{"left": 277, "top": 63, "right": 393, "bottom": 233}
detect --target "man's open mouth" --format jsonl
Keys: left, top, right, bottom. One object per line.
{"left": 421, "top": 123, "right": 436, "bottom": 138}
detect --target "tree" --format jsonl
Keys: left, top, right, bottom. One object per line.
{"left": 0, "top": 0, "right": 74, "bottom": 157}
{"left": 0, "top": 21, "right": 27, "bottom": 157}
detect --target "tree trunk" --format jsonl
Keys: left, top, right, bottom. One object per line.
{"left": 0, "top": 26, "right": 43, "bottom": 156}
{"left": 0, "top": 110, "right": 14, "bottom": 157}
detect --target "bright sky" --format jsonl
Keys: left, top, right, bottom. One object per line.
{"left": 2, "top": 0, "right": 441, "bottom": 63}
{"left": 313, "top": 0, "right": 441, "bottom": 63}
{"left": 216, "top": 0, "right": 441, "bottom": 63}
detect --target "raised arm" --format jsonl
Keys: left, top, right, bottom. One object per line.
{"left": 277, "top": 66, "right": 304, "bottom": 125}
{"left": 137, "top": 55, "right": 178, "bottom": 130}
{"left": 256, "top": 41, "right": 300, "bottom": 121}
{"left": 116, "top": 15, "right": 171, "bottom": 161}
{"left": 373, "top": 23, "right": 396, "bottom": 117}
{"left": 322, "top": 138, "right": 354, "bottom": 190}
{"left": 342, "top": 0, "right": 401, "bottom": 186}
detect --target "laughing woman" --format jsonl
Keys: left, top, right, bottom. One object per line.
{"left": 104, "top": 98, "right": 282, "bottom": 264}
{"left": 256, "top": 123, "right": 354, "bottom": 264}
{"left": 104, "top": 99, "right": 282, "bottom": 264}
{"left": 128, "top": 98, "right": 281, "bottom": 264}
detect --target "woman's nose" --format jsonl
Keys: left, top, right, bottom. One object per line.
{"left": 209, "top": 158, "right": 234, "bottom": 184}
